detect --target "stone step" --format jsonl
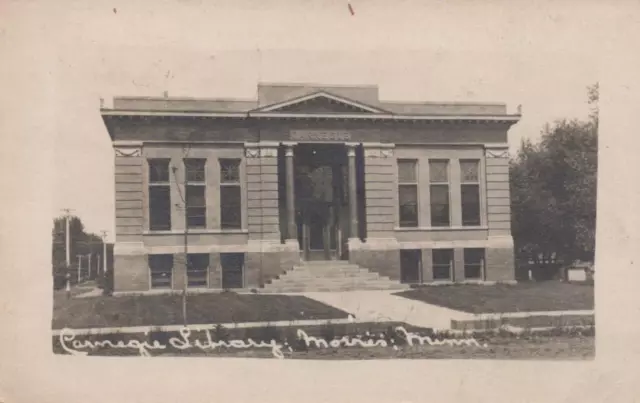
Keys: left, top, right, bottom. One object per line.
{"left": 293, "top": 265, "right": 364, "bottom": 271}
{"left": 268, "top": 281, "right": 392, "bottom": 289}
{"left": 260, "top": 260, "right": 405, "bottom": 292}
{"left": 261, "top": 284, "right": 409, "bottom": 293}
{"left": 300, "top": 260, "right": 351, "bottom": 266}
{"left": 277, "top": 271, "right": 380, "bottom": 279}
{"left": 266, "top": 278, "right": 400, "bottom": 287}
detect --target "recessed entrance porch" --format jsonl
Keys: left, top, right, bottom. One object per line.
{"left": 278, "top": 142, "right": 366, "bottom": 262}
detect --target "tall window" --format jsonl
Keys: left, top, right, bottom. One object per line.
{"left": 460, "top": 160, "right": 481, "bottom": 226}
{"left": 429, "top": 160, "right": 450, "bottom": 227}
{"left": 464, "top": 248, "right": 485, "bottom": 279}
{"left": 148, "top": 159, "right": 171, "bottom": 230}
{"left": 432, "top": 249, "right": 453, "bottom": 281}
{"left": 220, "top": 159, "right": 242, "bottom": 229}
{"left": 187, "top": 253, "right": 209, "bottom": 287}
{"left": 149, "top": 254, "right": 173, "bottom": 289}
{"left": 398, "top": 160, "right": 418, "bottom": 227}
{"left": 184, "top": 159, "right": 206, "bottom": 229}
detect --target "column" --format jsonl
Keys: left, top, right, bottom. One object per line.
{"left": 284, "top": 142, "right": 297, "bottom": 240}
{"left": 245, "top": 141, "right": 296, "bottom": 288}
{"left": 346, "top": 143, "right": 359, "bottom": 239}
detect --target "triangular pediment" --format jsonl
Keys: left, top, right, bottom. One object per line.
{"left": 253, "top": 91, "right": 387, "bottom": 114}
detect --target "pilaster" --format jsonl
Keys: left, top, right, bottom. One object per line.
{"left": 114, "top": 141, "right": 144, "bottom": 243}
{"left": 245, "top": 142, "right": 281, "bottom": 242}
{"left": 362, "top": 143, "right": 396, "bottom": 239}
{"left": 113, "top": 142, "right": 148, "bottom": 291}
{"left": 485, "top": 144, "right": 512, "bottom": 236}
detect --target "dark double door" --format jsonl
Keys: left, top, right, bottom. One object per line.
{"left": 298, "top": 200, "right": 342, "bottom": 261}
{"left": 294, "top": 144, "right": 348, "bottom": 261}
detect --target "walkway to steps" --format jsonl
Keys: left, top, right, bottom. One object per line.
{"left": 297, "top": 290, "right": 471, "bottom": 329}
{"left": 261, "top": 260, "right": 410, "bottom": 293}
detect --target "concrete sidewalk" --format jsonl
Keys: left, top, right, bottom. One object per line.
{"left": 297, "top": 290, "right": 471, "bottom": 329}
{"left": 298, "top": 290, "right": 595, "bottom": 330}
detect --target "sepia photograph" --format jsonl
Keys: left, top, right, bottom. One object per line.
{"left": 11, "top": 1, "right": 640, "bottom": 402}
{"left": 51, "top": 46, "right": 597, "bottom": 360}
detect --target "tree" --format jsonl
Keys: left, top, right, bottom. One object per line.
{"left": 510, "top": 84, "right": 598, "bottom": 277}
{"left": 52, "top": 215, "right": 106, "bottom": 287}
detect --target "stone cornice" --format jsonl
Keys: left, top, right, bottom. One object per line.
{"left": 102, "top": 109, "right": 521, "bottom": 124}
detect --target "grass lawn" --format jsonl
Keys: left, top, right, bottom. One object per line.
{"left": 52, "top": 292, "right": 350, "bottom": 329}
{"left": 394, "top": 282, "right": 594, "bottom": 314}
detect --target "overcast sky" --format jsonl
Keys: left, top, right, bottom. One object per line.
{"left": 47, "top": 0, "right": 605, "bottom": 239}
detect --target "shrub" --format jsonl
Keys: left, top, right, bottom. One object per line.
{"left": 53, "top": 264, "right": 69, "bottom": 290}
{"left": 98, "top": 269, "right": 114, "bottom": 296}
{"left": 284, "top": 327, "right": 307, "bottom": 352}
{"left": 214, "top": 324, "right": 230, "bottom": 342}
{"left": 148, "top": 327, "right": 171, "bottom": 345}
{"left": 320, "top": 322, "right": 336, "bottom": 341}
{"left": 257, "top": 325, "right": 281, "bottom": 342}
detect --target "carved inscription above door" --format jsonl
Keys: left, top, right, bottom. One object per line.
{"left": 290, "top": 130, "right": 352, "bottom": 142}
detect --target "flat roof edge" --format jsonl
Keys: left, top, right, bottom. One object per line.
{"left": 100, "top": 109, "right": 521, "bottom": 121}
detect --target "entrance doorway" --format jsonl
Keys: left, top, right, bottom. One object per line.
{"left": 294, "top": 144, "right": 349, "bottom": 261}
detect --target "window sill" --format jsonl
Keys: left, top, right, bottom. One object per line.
{"left": 144, "top": 229, "right": 248, "bottom": 235}
{"left": 394, "top": 226, "right": 488, "bottom": 231}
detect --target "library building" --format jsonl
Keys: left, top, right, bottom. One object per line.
{"left": 101, "top": 83, "right": 520, "bottom": 293}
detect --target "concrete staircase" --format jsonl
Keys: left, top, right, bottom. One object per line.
{"left": 262, "top": 260, "right": 410, "bottom": 293}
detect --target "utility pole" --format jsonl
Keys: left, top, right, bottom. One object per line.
{"left": 62, "top": 209, "right": 73, "bottom": 268}
{"left": 61, "top": 209, "right": 73, "bottom": 295}
{"left": 87, "top": 253, "right": 92, "bottom": 280}
{"left": 76, "top": 254, "right": 82, "bottom": 283}
{"left": 101, "top": 230, "right": 108, "bottom": 276}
